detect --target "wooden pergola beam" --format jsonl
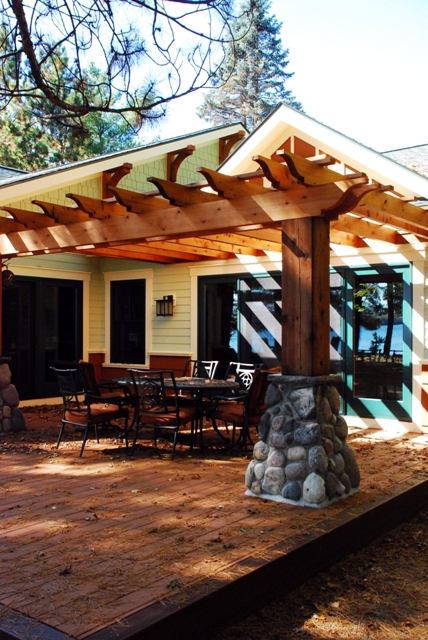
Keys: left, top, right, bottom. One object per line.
{"left": 1, "top": 207, "right": 57, "bottom": 229}
{"left": 33, "top": 200, "right": 90, "bottom": 224}
{"left": 109, "top": 186, "right": 174, "bottom": 213}
{"left": 147, "top": 177, "right": 221, "bottom": 206}
{"left": 66, "top": 194, "right": 128, "bottom": 219}
{"left": 0, "top": 183, "right": 346, "bottom": 257}
{"left": 77, "top": 246, "right": 178, "bottom": 263}
{"left": 330, "top": 228, "right": 368, "bottom": 248}
{"left": 169, "top": 236, "right": 262, "bottom": 256}
{"left": 197, "top": 167, "right": 271, "bottom": 198}
{"left": 331, "top": 214, "right": 407, "bottom": 244}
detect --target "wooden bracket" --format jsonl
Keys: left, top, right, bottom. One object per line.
{"left": 66, "top": 194, "right": 128, "bottom": 219}
{"left": 196, "top": 167, "right": 269, "bottom": 198}
{"left": 33, "top": 201, "right": 89, "bottom": 224}
{"left": 252, "top": 155, "right": 293, "bottom": 190}
{"left": 2, "top": 207, "right": 57, "bottom": 229}
{"left": 147, "top": 177, "right": 220, "bottom": 206}
{"left": 219, "top": 131, "right": 246, "bottom": 164}
{"left": 323, "top": 184, "right": 380, "bottom": 221}
{"left": 102, "top": 163, "right": 133, "bottom": 198}
{"left": 167, "top": 146, "right": 195, "bottom": 182}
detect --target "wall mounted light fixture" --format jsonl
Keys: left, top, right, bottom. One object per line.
{"left": 156, "top": 294, "right": 174, "bottom": 317}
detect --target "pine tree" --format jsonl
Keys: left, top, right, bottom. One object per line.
{"left": 0, "top": 49, "right": 142, "bottom": 171}
{"left": 197, "top": 0, "right": 302, "bottom": 131}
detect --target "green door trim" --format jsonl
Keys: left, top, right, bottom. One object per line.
{"left": 335, "top": 263, "right": 412, "bottom": 421}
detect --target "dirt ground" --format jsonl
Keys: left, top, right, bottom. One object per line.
{"left": 213, "top": 506, "right": 428, "bottom": 639}
{"left": 7, "top": 405, "right": 428, "bottom": 640}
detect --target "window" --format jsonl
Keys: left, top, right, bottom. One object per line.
{"left": 110, "top": 279, "right": 146, "bottom": 364}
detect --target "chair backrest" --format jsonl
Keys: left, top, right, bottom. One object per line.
{"left": 128, "top": 369, "right": 178, "bottom": 414}
{"left": 77, "top": 360, "right": 99, "bottom": 394}
{"left": 246, "top": 368, "right": 270, "bottom": 414}
{"left": 183, "top": 359, "right": 218, "bottom": 379}
{"left": 225, "top": 361, "right": 258, "bottom": 390}
{"left": 51, "top": 367, "right": 82, "bottom": 407}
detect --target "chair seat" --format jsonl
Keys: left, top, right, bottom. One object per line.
{"left": 65, "top": 402, "right": 124, "bottom": 424}
{"left": 211, "top": 401, "right": 263, "bottom": 427}
{"left": 140, "top": 405, "right": 199, "bottom": 427}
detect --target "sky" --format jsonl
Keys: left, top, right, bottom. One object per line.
{"left": 155, "top": 0, "right": 428, "bottom": 153}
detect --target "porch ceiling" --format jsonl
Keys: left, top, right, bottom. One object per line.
{"left": 0, "top": 152, "right": 427, "bottom": 262}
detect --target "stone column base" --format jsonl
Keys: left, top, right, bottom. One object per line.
{"left": 245, "top": 374, "right": 360, "bottom": 508}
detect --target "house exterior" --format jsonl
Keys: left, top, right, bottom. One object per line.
{"left": 1, "top": 104, "right": 428, "bottom": 434}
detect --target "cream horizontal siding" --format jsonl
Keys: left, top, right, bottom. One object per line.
{"left": 2, "top": 177, "right": 101, "bottom": 211}
{"left": 151, "top": 263, "right": 192, "bottom": 353}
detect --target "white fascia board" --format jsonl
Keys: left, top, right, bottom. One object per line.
{"left": 222, "top": 104, "right": 428, "bottom": 199}
{"left": 0, "top": 123, "right": 245, "bottom": 206}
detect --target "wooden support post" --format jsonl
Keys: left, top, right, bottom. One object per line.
{"left": 281, "top": 216, "right": 330, "bottom": 376}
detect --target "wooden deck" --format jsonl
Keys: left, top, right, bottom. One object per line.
{"left": 1, "top": 407, "right": 428, "bottom": 640}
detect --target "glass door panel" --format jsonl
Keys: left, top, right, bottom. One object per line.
{"left": 3, "top": 277, "right": 83, "bottom": 399}
{"left": 198, "top": 273, "right": 281, "bottom": 377}
{"left": 330, "top": 265, "right": 412, "bottom": 421}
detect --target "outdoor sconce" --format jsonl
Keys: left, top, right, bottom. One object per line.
{"left": 156, "top": 295, "right": 174, "bottom": 317}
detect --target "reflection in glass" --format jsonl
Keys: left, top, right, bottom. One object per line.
{"left": 353, "top": 275, "right": 403, "bottom": 400}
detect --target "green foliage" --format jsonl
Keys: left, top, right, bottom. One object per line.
{"left": 197, "top": 0, "right": 302, "bottom": 131}
{"left": 0, "top": 52, "right": 142, "bottom": 171}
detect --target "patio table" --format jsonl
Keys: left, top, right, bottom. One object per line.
{"left": 113, "top": 375, "right": 240, "bottom": 446}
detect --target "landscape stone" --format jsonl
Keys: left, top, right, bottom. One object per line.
{"left": 267, "top": 450, "right": 286, "bottom": 467}
{"left": 0, "top": 364, "right": 11, "bottom": 388}
{"left": 285, "top": 461, "right": 308, "bottom": 481}
{"left": 325, "top": 385, "right": 341, "bottom": 414}
{"left": 282, "top": 481, "right": 301, "bottom": 501}
{"left": 335, "top": 415, "right": 349, "bottom": 440}
{"left": 261, "top": 466, "right": 285, "bottom": 495}
{"left": 289, "top": 388, "right": 316, "bottom": 419}
{"left": 308, "top": 445, "right": 329, "bottom": 474}
{"left": 341, "top": 441, "right": 361, "bottom": 487}
{"left": 253, "top": 441, "right": 270, "bottom": 461}
{"left": 287, "top": 445, "right": 306, "bottom": 461}
{"left": 303, "top": 473, "right": 326, "bottom": 504}
{"left": 294, "top": 422, "right": 320, "bottom": 446}
{"left": 318, "top": 396, "right": 333, "bottom": 424}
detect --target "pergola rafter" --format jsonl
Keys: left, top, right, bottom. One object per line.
{"left": 0, "top": 153, "right": 424, "bottom": 263}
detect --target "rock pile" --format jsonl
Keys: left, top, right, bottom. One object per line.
{"left": 245, "top": 374, "right": 360, "bottom": 508}
{"left": 0, "top": 357, "right": 26, "bottom": 433}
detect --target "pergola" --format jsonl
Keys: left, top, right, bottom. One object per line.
{"left": 0, "top": 149, "right": 426, "bottom": 377}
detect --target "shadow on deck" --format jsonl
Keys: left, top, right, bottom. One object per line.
{"left": 1, "top": 409, "right": 428, "bottom": 640}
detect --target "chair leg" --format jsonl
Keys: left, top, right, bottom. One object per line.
{"left": 131, "top": 425, "right": 139, "bottom": 455}
{"left": 171, "top": 429, "right": 178, "bottom": 460}
{"left": 56, "top": 421, "right": 65, "bottom": 449}
{"left": 79, "top": 426, "right": 92, "bottom": 457}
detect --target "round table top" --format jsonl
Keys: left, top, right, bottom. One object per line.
{"left": 114, "top": 375, "right": 239, "bottom": 392}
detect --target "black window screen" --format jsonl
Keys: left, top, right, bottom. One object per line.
{"left": 110, "top": 279, "right": 146, "bottom": 364}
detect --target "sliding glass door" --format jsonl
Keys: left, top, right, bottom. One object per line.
{"left": 3, "top": 276, "right": 83, "bottom": 398}
{"left": 330, "top": 264, "right": 412, "bottom": 420}
{"left": 198, "top": 273, "right": 281, "bottom": 377}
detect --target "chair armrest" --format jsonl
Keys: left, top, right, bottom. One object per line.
{"left": 85, "top": 392, "right": 126, "bottom": 406}
{"left": 98, "top": 382, "right": 133, "bottom": 397}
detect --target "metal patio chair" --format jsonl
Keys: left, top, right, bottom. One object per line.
{"left": 128, "top": 368, "right": 200, "bottom": 459}
{"left": 208, "top": 367, "right": 271, "bottom": 452}
{"left": 51, "top": 367, "right": 130, "bottom": 457}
